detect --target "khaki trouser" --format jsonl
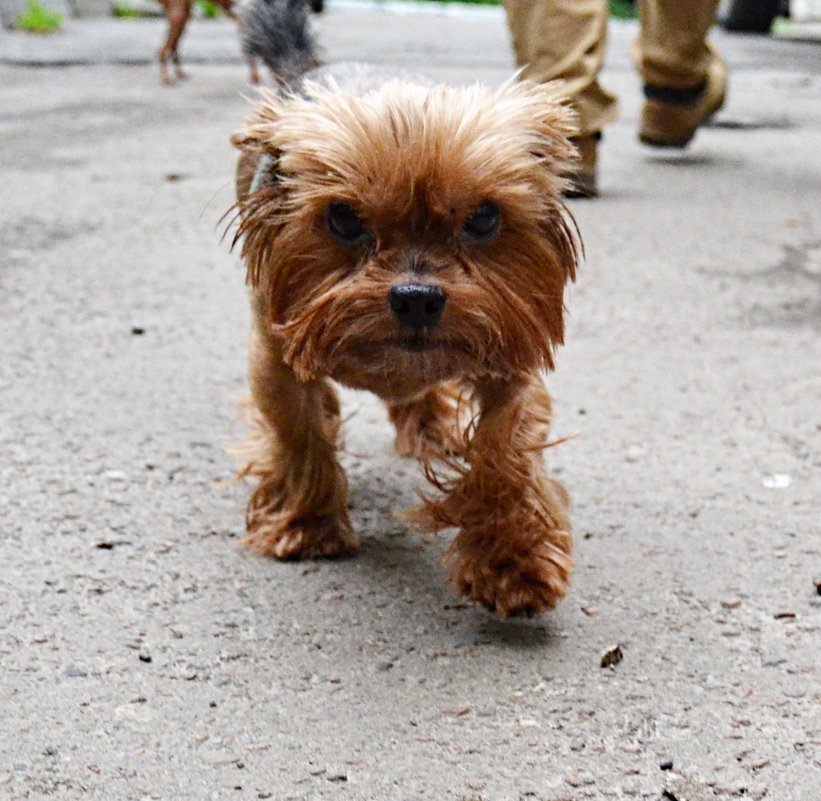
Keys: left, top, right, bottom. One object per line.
{"left": 503, "top": 0, "right": 721, "bottom": 137}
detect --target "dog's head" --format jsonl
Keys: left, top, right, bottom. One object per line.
{"left": 232, "top": 78, "right": 581, "bottom": 397}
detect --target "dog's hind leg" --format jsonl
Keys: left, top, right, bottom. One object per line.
{"left": 172, "top": 51, "right": 189, "bottom": 82}
{"left": 158, "top": 0, "right": 191, "bottom": 85}
{"left": 386, "top": 382, "right": 466, "bottom": 460}
{"left": 247, "top": 55, "right": 261, "bottom": 86}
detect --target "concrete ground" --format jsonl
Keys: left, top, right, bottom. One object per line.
{"left": 1, "top": 5, "right": 819, "bottom": 801}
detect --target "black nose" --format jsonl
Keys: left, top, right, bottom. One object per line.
{"left": 388, "top": 283, "right": 447, "bottom": 331}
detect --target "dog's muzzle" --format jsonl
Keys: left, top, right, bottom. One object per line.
{"left": 387, "top": 283, "right": 447, "bottom": 331}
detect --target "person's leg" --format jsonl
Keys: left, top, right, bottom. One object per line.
{"left": 504, "top": 0, "right": 616, "bottom": 137}
{"left": 504, "top": 0, "right": 616, "bottom": 195}
{"left": 638, "top": 0, "right": 719, "bottom": 89}
{"left": 636, "top": 0, "right": 725, "bottom": 147}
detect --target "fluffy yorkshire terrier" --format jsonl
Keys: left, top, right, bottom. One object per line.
{"left": 228, "top": 55, "right": 581, "bottom": 616}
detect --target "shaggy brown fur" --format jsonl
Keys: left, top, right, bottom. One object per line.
{"left": 229, "top": 75, "right": 582, "bottom": 616}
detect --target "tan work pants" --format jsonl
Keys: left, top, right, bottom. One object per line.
{"left": 503, "top": 0, "right": 721, "bottom": 137}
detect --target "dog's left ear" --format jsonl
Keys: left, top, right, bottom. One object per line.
{"left": 515, "top": 81, "right": 581, "bottom": 285}
{"left": 515, "top": 79, "right": 580, "bottom": 184}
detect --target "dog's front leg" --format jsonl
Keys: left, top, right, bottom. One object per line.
{"left": 239, "top": 317, "right": 358, "bottom": 560}
{"left": 418, "top": 374, "right": 573, "bottom": 616}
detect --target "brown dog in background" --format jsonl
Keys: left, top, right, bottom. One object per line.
{"left": 158, "top": 0, "right": 236, "bottom": 85}
{"left": 229, "top": 65, "right": 582, "bottom": 617}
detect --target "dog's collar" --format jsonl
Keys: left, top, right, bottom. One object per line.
{"left": 250, "top": 153, "right": 278, "bottom": 194}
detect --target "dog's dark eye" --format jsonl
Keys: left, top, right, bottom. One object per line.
{"left": 326, "top": 202, "right": 367, "bottom": 244}
{"left": 462, "top": 201, "right": 501, "bottom": 241}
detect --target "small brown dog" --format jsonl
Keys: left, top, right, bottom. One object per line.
{"left": 229, "top": 66, "right": 581, "bottom": 617}
{"left": 158, "top": 0, "right": 236, "bottom": 86}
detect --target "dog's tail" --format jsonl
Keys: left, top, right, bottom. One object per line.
{"left": 238, "top": 0, "right": 321, "bottom": 84}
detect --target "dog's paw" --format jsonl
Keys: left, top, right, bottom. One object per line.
{"left": 448, "top": 536, "right": 573, "bottom": 617}
{"left": 242, "top": 513, "right": 359, "bottom": 560}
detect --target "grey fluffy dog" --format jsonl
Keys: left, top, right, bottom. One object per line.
{"left": 238, "top": 0, "right": 322, "bottom": 84}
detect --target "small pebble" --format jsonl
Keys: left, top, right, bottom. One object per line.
{"left": 62, "top": 666, "right": 88, "bottom": 678}
{"left": 104, "top": 470, "right": 128, "bottom": 483}
{"left": 600, "top": 644, "right": 623, "bottom": 668}
{"left": 762, "top": 473, "right": 791, "bottom": 489}
{"left": 625, "top": 445, "right": 644, "bottom": 462}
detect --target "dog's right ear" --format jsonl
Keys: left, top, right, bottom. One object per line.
{"left": 228, "top": 94, "right": 292, "bottom": 289}
{"left": 230, "top": 90, "right": 288, "bottom": 201}
{"left": 230, "top": 137, "right": 279, "bottom": 204}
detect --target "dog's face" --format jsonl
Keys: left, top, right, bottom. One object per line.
{"left": 233, "top": 79, "right": 580, "bottom": 399}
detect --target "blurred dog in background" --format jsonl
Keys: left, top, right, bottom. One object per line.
{"left": 157, "top": 0, "right": 323, "bottom": 86}
{"left": 238, "top": 0, "right": 321, "bottom": 85}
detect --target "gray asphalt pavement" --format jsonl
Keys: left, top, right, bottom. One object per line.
{"left": 1, "top": 5, "right": 820, "bottom": 801}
